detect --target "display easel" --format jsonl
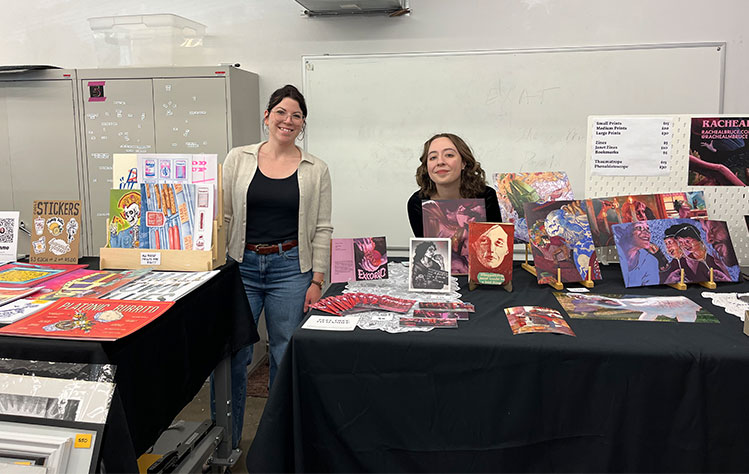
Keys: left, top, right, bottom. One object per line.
{"left": 100, "top": 165, "right": 226, "bottom": 271}
{"left": 521, "top": 244, "right": 595, "bottom": 290}
{"left": 667, "top": 267, "right": 718, "bottom": 291}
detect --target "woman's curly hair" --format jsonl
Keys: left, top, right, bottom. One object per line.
{"left": 415, "top": 133, "right": 487, "bottom": 198}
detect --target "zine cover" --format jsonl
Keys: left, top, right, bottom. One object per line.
{"left": 612, "top": 218, "right": 740, "bottom": 287}
{"left": 524, "top": 200, "right": 601, "bottom": 284}
{"left": 554, "top": 292, "right": 719, "bottom": 323}
{"left": 330, "top": 237, "right": 388, "bottom": 283}
{"left": 408, "top": 238, "right": 452, "bottom": 293}
{"left": 112, "top": 153, "right": 138, "bottom": 190}
{"left": 103, "top": 270, "right": 219, "bottom": 301}
{"left": 418, "top": 302, "right": 474, "bottom": 312}
{"left": 0, "top": 211, "right": 19, "bottom": 262}
{"left": 30, "top": 200, "right": 81, "bottom": 264}
{"left": 467, "top": 222, "right": 514, "bottom": 286}
{"left": 689, "top": 117, "right": 749, "bottom": 186}
{"left": 581, "top": 191, "right": 708, "bottom": 248}
{"left": 412, "top": 310, "right": 468, "bottom": 321}
{"left": 421, "top": 199, "right": 485, "bottom": 275}
{"left": 0, "top": 297, "right": 174, "bottom": 341}
{"left": 0, "top": 287, "right": 42, "bottom": 307}
{"left": 503, "top": 306, "right": 575, "bottom": 336}
{"left": 493, "top": 171, "right": 574, "bottom": 243}
{"left": 139, "top": 183, "right": 196, "bottom": 250}
{"left": 399, "top": 317, "right": 458, "bottom": 328}
{"left": 33, "top": 269, "right": 151, "bottom": 302}
{"left": 109, "top": 189, "right": 141, "bottom": 248}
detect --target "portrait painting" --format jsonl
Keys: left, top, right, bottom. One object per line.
{"left": 467, "top": 222, "right": 514, "bottom": 286}
{"left": 612, "top": 218, "right": 740, "bottom": 287}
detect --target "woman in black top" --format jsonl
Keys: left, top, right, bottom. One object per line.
{"left": 407, "top": 133, "right": 501, "bottom": 236}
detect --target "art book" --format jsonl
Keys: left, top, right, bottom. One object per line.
{"left": 468, "top": 222, "right": 514, "bottom": 286}
{"left": 503, "top": 306, "right": 575, "bottom": 336}
{"left": 330, "top": 236, "right": 388, "bottom": 283}
{"left": 139, "top": 183, "right": 197, "bottom": 250}
{"left": 0, "top": 263, "right": 88, "bottom": 288}
{"left": 422, "top": 199, "right": 485, "bottom": 274}
{"left": 30, "top": 200, "right": 81, "bottom": 264}
{"left": 689, "top": 117, "right": 749, "bottom": 186}
{"left": 0, "top": 298, "right": 174, "bottom": 341}
{"left": 109, "top": 189, "right": 141, "bottom": 248}
{"left": 524, "top": 200, "right": 601, "bottom": 284}
{"left": 112, "top": 153, "right": 138, "bottom": 190}
{"left": 581, "top": 191, "right": 708, "bottom": 248}
{"left": 408, "top": 238, "right": 452, "bottom": 293}
{"left": 493, "top": 171, "right": 574, "bottom": 243}
{"left": 612, "top": 218, "right": 740, "bottom": 287}
{"left": 0, "top": 287, "right": 42, "bottom": 307}
{"left": 554, "top": 292, "right": 719, "bottom": 323}
{"left": 0, "top": 211, "right": 19, "bottom": 262}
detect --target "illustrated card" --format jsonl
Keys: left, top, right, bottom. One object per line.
{"left": 137, "top": 154, "right": 192, "bottom": 184}
{"left": 524, "top": 200, "right": 601, "bottom": 284}
{"left": 689, "top": 117, "right": 749, "bottom": 186}
{"left": 30, "top": 200, "right": 81, "bottom": 264}
{"left": 408, "top": 238, "right": 452, "bottom": 293}
{"left": 612, "top": 218, "right": 739, "bottom": 287}
{"left": 0, "top": 263, "right": 87, "bottom": 287}
{"left": 503, "top": 306, "right": 575, "bottom": 336}
{"left": 0, "top": 211, "right": 19, "bottom": 262}
{"left": 493, "top": 171, "right": 574, "bottom": 243}
{"left": 467, "top": 222, "right": 514, "bottom": 286}
{"left": 422, "top": 199, "right": 485, "bottom": 275}
{"left": 554, "top": 292, "right": 719, "bottom": 323}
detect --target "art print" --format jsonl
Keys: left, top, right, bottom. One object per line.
{"left": 408, "top": 238, "right": 451, "bottom": 293}
{"left": 524, "top": 200, "right": 601, "bottom": 284}
{"left": 139, "top": 183, "right": 197, "bottom": 250}
{"left": 493, "top": 171, "right": 573, "bottom": 243}
{"left": 554, "top": 292, "right": 719, "bottom": 323}
{"left": 109, "top": 189, "right": 141, "bottom": 249}
{"left": 421, "top": 199, "right": 485, "bottom": 274}
{"left": 612, "top": 218, "right": 739, "bottom": 287}
{"left": 503, "top": 306, "right": 575, "bottom": 336}
{"left": 689, "top": 117, "right": 749, "bottom": 185}
{"left": 467, "top": 222, "right": 514, "bottom": 286}
{"left": 330, "top": 236, "right": 388, "bottom": 283}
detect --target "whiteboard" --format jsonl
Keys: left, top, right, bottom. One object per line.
{"left": 303, "top": 43, "right": 725, "bottom": 249}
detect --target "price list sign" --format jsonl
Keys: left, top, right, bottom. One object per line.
{"left": 591, "top": 117, "right": 673, "bottom": 176}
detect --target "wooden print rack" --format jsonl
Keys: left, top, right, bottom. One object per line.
{"left": 667, "top": 268, "right": 717, "bottom": 291}
{"left": 521, "top": 244, "right": 595, "bottom": 290}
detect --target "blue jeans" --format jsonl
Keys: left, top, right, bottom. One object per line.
{"left": 212, "top": 245, "right": 311, "bottom": 447}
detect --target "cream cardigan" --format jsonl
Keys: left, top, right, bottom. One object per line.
{"left": 223, "top": 142, "right": 333, "bottom": 275}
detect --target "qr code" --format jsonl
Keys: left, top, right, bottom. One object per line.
{"left": 0, "top": 218, "right": 15, "bottom": 243}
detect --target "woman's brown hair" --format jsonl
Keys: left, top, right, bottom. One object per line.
{"left": 415, "top": 133, "right": 487, "bottom": 198}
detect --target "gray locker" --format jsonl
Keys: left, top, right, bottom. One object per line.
{"left": 0, "top": 69, "right": 86, "bottom": 256}
{"left": 77, "top": 66, "right": 260, "bottom": 254}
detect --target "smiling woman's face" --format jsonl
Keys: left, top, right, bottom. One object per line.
{"left": 426, "top": 137, "right": 463, "bottom": 188}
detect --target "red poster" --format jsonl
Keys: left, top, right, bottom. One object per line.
{"left": 0, "top": 297, "right": 173, "bottom": 341}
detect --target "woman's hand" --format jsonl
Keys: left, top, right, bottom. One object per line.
{"left": 304, "top": 283, "right": 322, "bottom": 312}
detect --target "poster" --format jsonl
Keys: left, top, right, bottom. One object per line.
{"left": 554, "top": 292, "right": 718, "bottom": 323}
{"left": 689, "top": 117, "right": 749, "bottom": 185}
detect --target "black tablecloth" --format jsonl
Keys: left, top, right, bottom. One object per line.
{"left": 0, "top": 258, "right": 258, "bottom": 473}
{"left": 247, "top": 261, "right": 749, "bottom": 472}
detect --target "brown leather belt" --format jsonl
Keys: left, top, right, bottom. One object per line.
{"left": 245, "top": 240, "right": 298, "bottom": 255}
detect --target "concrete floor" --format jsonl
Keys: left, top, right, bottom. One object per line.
{"left": 170, "top": 381, "right": 268, "bottom": 473}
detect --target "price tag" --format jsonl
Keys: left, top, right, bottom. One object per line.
{"left": 140, "top": 252, "right": 161, "bottom": 266}
{"left": 75, "top": 433, "right": 93, "bottom": 448}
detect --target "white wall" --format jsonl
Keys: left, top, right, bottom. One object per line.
{"left": 2, "top": 0, "right": 749, "bottom": 121}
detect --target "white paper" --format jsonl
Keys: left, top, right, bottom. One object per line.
{"left": 302, "top": 315, "right": 360, "bottom": 331}
{"left": 591, "top": 117, "right": 673, "bottom": 176}
{"left": 566, "top": 287, "right": 590, "bottom": 293}
{"left": 0, "top": 211, "right": 20, "bottom": 262}
{"left": 140, "top": 252, "right": 161, "bottom": 266}
{"left": 702, "top": 291, "right": 749, "bottom": 320}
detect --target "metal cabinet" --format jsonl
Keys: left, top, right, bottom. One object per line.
{"left": 0, "top": 69, "right": 85, "bottom": 255}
